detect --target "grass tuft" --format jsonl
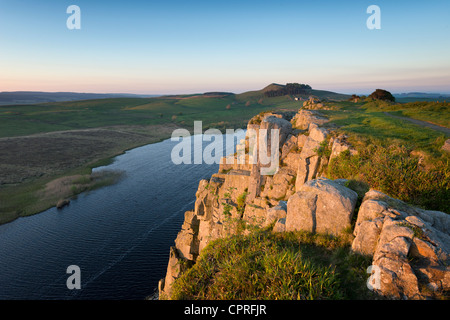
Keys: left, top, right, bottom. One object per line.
{"left": 170, "top": 229, "right": 376, "bottom": 300}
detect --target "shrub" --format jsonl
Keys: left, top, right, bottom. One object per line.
{"left": 236, "top": 189, "right": 249, "bottom": 216}
{"left": 327, "top": 143, "right": 449, "bottom": 212}
{"left": 170, "top": 230, "right": 374, "bottom": 300}
{"left": 314, "top": 140, "right": 331, "bottom": 158}
{"left": 368, "top": 89, "right": 395, "bottom": 102}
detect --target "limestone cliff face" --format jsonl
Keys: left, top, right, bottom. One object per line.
{"left": 158, "top": 106, "right": 450, "bottom": 300}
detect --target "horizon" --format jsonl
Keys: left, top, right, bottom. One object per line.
{"left": 2, "top": 86, "right": 450, "bottom": 97}
{"left": 1, "top": 0, "right": 449, "bottom": 94}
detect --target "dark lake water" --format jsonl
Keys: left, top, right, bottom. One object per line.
{"left": 0, "top": 131, "right": 244, "bottom": 300}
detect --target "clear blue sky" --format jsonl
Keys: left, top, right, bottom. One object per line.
{"left": 1, "top": 0, "right": 449, "bottom": 94}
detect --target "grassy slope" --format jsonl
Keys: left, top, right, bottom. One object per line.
{"left": 3, "top": 90, "right": 447, "bottom": 299}
{"left": 170, "top": 228, "right": 376, "bottom": 300}
{"left": 2, "top": 86, "right": 338, "bottom": 224}
{"left": 170, "top": 99, "right": 449, "bottom": 300}
{"left": 0, "top": 95, "right": 262, "bottom": 137}
{"left": 368, "top": 100, "right": 450, "bottom": 128}
{"left": 320, "top": 100, "right": 449, "bottom": 213}
{"left": 321, "top": 101, "right": 449, "bottom": 150}
{"left": 0, "top": 88, "right": 349, "bottom": 138}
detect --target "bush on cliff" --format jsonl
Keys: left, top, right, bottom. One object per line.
{"left": 170, "top": 229, "right": 375, "bottom": 300}
{"left": 327, "top": 143, "right": 449, "bottom": 213}
{"left": 368, "top": 89, "right": 395, "bottom": 102}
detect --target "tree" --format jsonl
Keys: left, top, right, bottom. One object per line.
{"left": 264, "top": 83, "right": 312, "bottom": 98}
{"left": 369, "top": 89, "right": 395, "bottom": 102}
{"left": 348, "top": 94, "right": 361, "bottom": 102}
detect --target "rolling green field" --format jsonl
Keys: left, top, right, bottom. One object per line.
{"left": 168, "top": 98, "right": 449, "bottom": 301}
{"left": 170, "top": 229, "right": 375, "bottom": 300}
{"left": 1, "top": 85, "right": 347, "bottom": 224}
{"left": 0, "top": 93, "right": 295, "bottom": 138}
{"left": 320, "top": 100, "right": 449, "bottom": 150}
{"left": 318, "top": 100, "right": 449, "bottom": 213}
{"left": 1, "top": 86, "right": 449, "bottom": 224}
{"left": 0, "top": 86, "right": 351, "bottom": 138}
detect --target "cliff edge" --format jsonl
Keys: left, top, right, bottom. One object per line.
{"left": 158, "top": 104, "right": 450, "bottom": 300}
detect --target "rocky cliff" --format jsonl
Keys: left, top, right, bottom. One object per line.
{"left": 158, "top": 105, "right": 450, "bottom": 300}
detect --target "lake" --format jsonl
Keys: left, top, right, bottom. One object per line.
{"left": 0, "top": 131, "right": 244, "bottom": 300}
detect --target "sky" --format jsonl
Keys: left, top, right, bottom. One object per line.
{"left": 0, "top": 0, "right": 449, "bottom": 94}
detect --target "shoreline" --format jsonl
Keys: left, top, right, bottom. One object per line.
{"left": 0, "top": 123, "right": 251, "bottom": 226}
{"left": 0, "top": 125, "right": 179, "bottom": 226}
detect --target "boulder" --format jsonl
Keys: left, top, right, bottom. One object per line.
{"left": 198, "top": 219, "right": 224, "bottom": 253}
{"left": 159, "top": 246, "right": 193, "bottom": 299}
{"left": 372, "top": 218, "right": 422, "bottom": 299}
{"left": 263, "top": 168, "right": 295, "bottom": 200}
{"left": 243, "top": 203, "right": 266, "bottom": 227}
{"left": 273, "top": 218, "right": 286, "bottom": 233}
{"left": 264, "top": 201, "right": 287, "bottom": 227}
{"left": 330, "top": 136, "right": 358, "bottom": 160}
{"left": 352, "top": 219, "right": 384, "bottom": 256}
{"left": 281, "top": 134, "right": 297, "bottom": 160}
{"left": 441, "top": 139, "right": 450, "bottom": 152}
{"left": 56, "top": 199, "right": 70, "bottom": 209}
{"left": 286, "top": 178, "right": 358, "bottom": 236}
{"left": 308, "top": 123, "right": 328, "bottom": 143}
{"left": 281, "top": 151, "right": 300, "bottom": 172}
{"left": 291, "top": 110, "right": 328, "bottom": 130}
{"left": 174, "top": 211, "right": 199, "bottom": 261}
{"left": 352, "top": 189, "right": 450, "bottom": 299}
{"left": 294, "top": 123, "right": 329, "bottom": 191}
{"left": 297, "top": 134, "right": 308, "bottom": 149}
{"left": 260, "top": 116, "right": 292, "bottom": 147}
{"left": 294, "top": 137, "right": 320, "bottom": 190}
{"left": 352, "top": 199, "right": 389, "bottom": 255}
{"left": 415, "top": 265, "right": 450, "bottom": 293}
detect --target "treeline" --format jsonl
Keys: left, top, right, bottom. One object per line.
{"left": 264, "top": 83, "right": 312, "bottom": 98}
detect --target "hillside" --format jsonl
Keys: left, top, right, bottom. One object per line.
{"left": 0, "top": 84, "right": 349, "bottom": 224}
{"left": 159, "top": 101, "right": 450, "bottom": 300}
{"left": 0, "top": 84, "right": 349, "bottom": 138}
{"left": 238, "top": 83, "right": 350, "bottom": 102}
{"left": 0, "top": 91, "right": 158, "bottom": 105}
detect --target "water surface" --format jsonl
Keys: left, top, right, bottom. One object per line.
{"left": 0, "top": 132, "right": 244, "bottom": 299}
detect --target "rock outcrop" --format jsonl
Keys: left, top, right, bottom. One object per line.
{"left": 294, "top": 123, "right": 329, "bottom": 191}
{"left": 302, "top": 96, "right": 334, "bottom": 110}
{"left": 291, "top": 109, "right": 328, "bottom": 130}
{"left": 286, "top": 178, "right": 358, "bottom": 236}
{"left": 353, "top": 190, "right": 450, "bottom": 299}
{"left": 443, "top": 139, "right": 450, "bottom": 153}
{"left": 329, "top": 135, "right": 358, "bottom": 160}
{"left": 159, "top": 107, "right": 449, "bottom": 300}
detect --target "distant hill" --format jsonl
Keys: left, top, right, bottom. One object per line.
{"left": 262, "top": 83, "right": 286, "bottom": 93}
{"left": 0, "top": 85, "right": 351, "bottom": 106}
{"left": 0, "top": 91, "right": 159, "bottom": 105}
{"left": 394, "top": 92, "right": 450, "bottom": 98}
{"left": 236, "top": 83, "right": 350, "bottom": 101}
{"left": 393, "top": 92, "right": 450, "bottom": 103}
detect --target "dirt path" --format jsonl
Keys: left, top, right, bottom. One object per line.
{"left": 383, "top": 112, "right": 450, "bottom": 136}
